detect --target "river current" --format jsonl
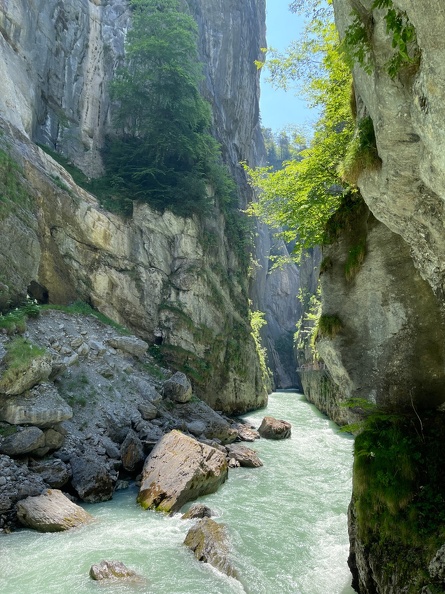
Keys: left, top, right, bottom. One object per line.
{"left": 1, "top": 391, "right": 354, "bottom": 594}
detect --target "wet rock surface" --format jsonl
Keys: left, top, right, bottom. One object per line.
{"left": 89, "top": 560, "right": 141, "bottom": 581}
{"left": 258, "top": 416, "right": 292, "bottom": 440}
{"left": 184, "top": 517, "right": 239, "bottom": 579}
{"left": 181, "top": 503, "right": 214, "bottom": 520}
{"left": 225, "top": 443, "right": 263, "bottom": 468}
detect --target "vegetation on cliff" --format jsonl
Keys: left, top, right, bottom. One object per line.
{"left": 246, "top": 1, "right": 381, "bottom": 258}
{"left": 350, "top": 402, "right": 445, "bottom": 592}
{"left": 104, "top": 0, "right": 236, "bottom": 219}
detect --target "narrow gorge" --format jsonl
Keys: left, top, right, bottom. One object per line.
{"left": 2, "top": 0, "right": 445, "bottom": 593}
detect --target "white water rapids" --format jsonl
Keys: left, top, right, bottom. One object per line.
{"left": 0, "top": 391, "right": 355, "bottom": 594}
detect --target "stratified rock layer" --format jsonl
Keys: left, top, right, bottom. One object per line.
{"left": 0, "top": 0, "right": 270, "bottom": 414}
{"left": 137, "top": 430, "right": 228, "bottom": 513}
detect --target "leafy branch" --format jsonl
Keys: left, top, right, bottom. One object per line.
{"left": 342, "top": 0, "right": 419, "bottom": 78}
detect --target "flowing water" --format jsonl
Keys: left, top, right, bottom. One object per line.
{"left": 0, "top": 391, "right": 355, "bottom": 594}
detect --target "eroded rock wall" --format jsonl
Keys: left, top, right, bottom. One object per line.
{"left": 325, "top": 1, "right": 445, "bottom": 590}
{"left": 0, "top": 0, "right": 269, "bottom": 413}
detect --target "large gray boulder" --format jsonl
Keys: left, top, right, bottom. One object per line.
{"left": 29, "top": 459, "right": 71, "bottom": 488}
{"left": 137, "top": 430, "right": 228, "bottom": 513}
{"left": 70, "top": 452, "right": 117, "bottom": 503}
{"left": 106, "top": 336, "right": 148, "bottom": 359}
{"left": 162, "top": 372, "right": 192, "bottom": 403}
{"left": 16, "top": 489, "right": 93, "bottom": 532}
{"left": 184, "top": 517, "right": 239, "bottom": 579}
{"left": 0, "top": 426, "right": 45, "bottom": 456}
{"left": 172, "top": 400, "right": 238, "bottom": 444}
{"left": 258, "top": 416, "right": 292, "bottom": 440}
{"left": 120, "top": 430, "right": 144, "bottom": 473}
{"left": 225, "top": 444, "right": 263, "bottom": 468}
{"left": 0, "top": 383, "right": 73, "bottom": 426}
{"left": 138, "top": 401, "right": 158, "bottom": 421}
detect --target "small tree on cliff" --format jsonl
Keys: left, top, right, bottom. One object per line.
{"left": 105, "top": 0, "right": 223, "bottom": 215}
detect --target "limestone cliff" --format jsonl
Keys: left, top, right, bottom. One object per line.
{"left": 314, "top": 0, "right": 445, "bottom": 590}
{"left": 0, "top": 0, "right": 270, "bottom": 413}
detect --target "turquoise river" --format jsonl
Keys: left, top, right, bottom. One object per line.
{"left": 0, "top": 391, "right": 355, "bottom": 594}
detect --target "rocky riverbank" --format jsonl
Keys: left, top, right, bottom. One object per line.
{"left": 0, "top": 307, "right": 263, "bottom": 531}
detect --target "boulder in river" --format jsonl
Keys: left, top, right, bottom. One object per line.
{"left": 16, "top": 489, "right": 93, "bottom": 532}
{"left": 258, "top": 416, "right": 292, "bottom": 440}
{"left": 184, "top": 517, "right": 239, "bottom": 579}
{"left": 225, "top": 443, "right": 263, "bottom": 468}
{"left": 172, "top": 400, "right": 238, "bottom": 444}
{"left": 234, "top": 422, "right": 260, "bottom": 442}
{"left": 137, "top": 430, "right": 228, "bottom": 513}
{"left": 181, "top": 503, "right": 214, "bottom": 520}
{"left": 89, "top": 560, "right": 141, "bottom": 581}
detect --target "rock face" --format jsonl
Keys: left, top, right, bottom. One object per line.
{"left": 318, "top": 204, "right": 445, "bottom": 412}
{"left": 16, "top": 489, "right": 93, "bottom": 532}
{"left": 0, "top": 383, "right": 73, "bottom": 426}
{"left": 258, "top": 416, "right": 292, "bottom": 440}
{"left": 137, "top": 430, "right": 228, "bottom": 513}
{"left": 310, "top": 1, "right": 445, "bottom": 590}
{"left": 0, "top": 0, "right": 270, "bottom": 415}
{"left": 89, "top": 560, "right": 139, "bottom": 581}
{"left": 162, "top": 372, "right": 192, "bottom": 404}
{"left": 184, "top": 517, "right": 239, "bottom": 579}
{"left": 225, "top": 443, "right": 263, "bottom": 468}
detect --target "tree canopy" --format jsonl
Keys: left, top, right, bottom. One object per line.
{"left": 247, "top": 7, "right": 357, "bottom": 255}
{"left": 104, "top": 0, "right": 230, "bottom": 216}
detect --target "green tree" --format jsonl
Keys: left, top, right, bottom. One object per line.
{"left": 247, "top": 8, "right": 357, "bottom": 255}
{"left": 105, "top": 0, "right": 223, "bottom": 215}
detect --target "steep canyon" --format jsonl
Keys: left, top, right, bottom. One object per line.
{"left": 0, "top": 0, "right": 291, "bottom": 413}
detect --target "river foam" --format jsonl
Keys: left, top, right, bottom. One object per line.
{"left": 0, "top": 391, "right": 354, "bottom": 594}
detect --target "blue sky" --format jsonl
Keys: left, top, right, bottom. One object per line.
{"left": 260, "top": 0, "right": 315, "bottom": 133}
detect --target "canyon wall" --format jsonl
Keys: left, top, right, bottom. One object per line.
{"left": 318, "top": 1, "right": 445, "bottom": 590}
{"left": 0, "top": 0, "right": 276, "bottom": 413}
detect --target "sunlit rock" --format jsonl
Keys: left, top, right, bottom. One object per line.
{"left": 137, "top": 430, "right": 227, "bottom": 513}
{"left": 258, "top": 416, "right": 291, "bottom": 440}
{"left": 225, "top": 443, "right": 263, "bottom": 468}
{"left": 16, "top": 489, "right": 93, "bottom": 532}
{"left": 89, "top": 560, "right": 141, "bottom": 581}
